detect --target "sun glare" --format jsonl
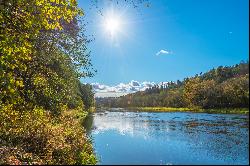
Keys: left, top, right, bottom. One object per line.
{"left": 101, "top": 8, "right": 126, "bottom": 39}
{"left": 100, "top": 6, "right": 132, "bottom": 44}
{"left": 104, "top": 17, "right": 121, "bottom": 35}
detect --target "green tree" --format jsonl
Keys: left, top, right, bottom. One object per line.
{"left": 0, "top": 1, "right": 97, "bottom": 164}
{"left": 79, "top": 83, "right": 95, "bottom": 110}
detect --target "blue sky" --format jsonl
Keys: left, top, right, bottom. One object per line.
{"left": 78, "top": 0, "right": 249, "bottom": 97}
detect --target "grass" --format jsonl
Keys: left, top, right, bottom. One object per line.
{"left": 126, "top": 107, "right": 249, "bottom": 114}
{"left": 128, "top": 107, "right": 192, "bottom": 112}
{"left": 201, "top": 108, "right": 249, "bottom": 114}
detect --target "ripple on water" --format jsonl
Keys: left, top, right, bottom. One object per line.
{"left": 87, "top": 110, "right": 249, "bottom": 165}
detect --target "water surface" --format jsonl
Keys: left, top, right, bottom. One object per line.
{"left": 84, "top": 109, "right": 249, "bottom": 165}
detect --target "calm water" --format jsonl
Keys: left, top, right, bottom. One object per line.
{"left": 84, "top": 109, "right": 249, "bottom": 165}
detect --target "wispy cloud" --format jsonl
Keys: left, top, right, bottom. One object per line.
{"left": 156, "top": 49, "right": 173, "bottom": 56}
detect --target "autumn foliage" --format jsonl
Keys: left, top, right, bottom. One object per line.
{"left": 97, "top": 61, "right": 249, "bottom": 111}
{"left": 0, "top": 0, "right": 96, "bottom": 164}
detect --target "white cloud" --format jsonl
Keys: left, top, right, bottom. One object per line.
{"left": 91, "top": 83, "right": 107, "bottom": 91}
{"left": 156, "top": 49, "right": 173, "bottom": 56}
{"left": 91, "top": 80, "right": 156, "bottom": 97}
{"left": 142, "top": 81, "right": 155, "bottom": 87}
{"left": 91, "top": 80, "right": 183, "bottom": 97}
{"left": 130, "top": 80, "right": 140, "bottom": 87}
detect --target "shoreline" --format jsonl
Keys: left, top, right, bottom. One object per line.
{"left": 128, "top": 107, "right": 249, "bottom": 114}
{"left": 97, "top": 107, "right": 249, "bottom": 114}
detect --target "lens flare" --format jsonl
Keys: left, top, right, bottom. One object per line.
{"left": 104, "top": 16, "right": 121, "bottom": 35}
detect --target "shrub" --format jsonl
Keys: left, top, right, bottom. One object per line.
{"left": 0, "top": 104, "right": 97, "bottom": 165}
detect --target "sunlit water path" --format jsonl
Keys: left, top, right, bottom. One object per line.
{"left": 84, "top": 109, "right": 249, "bottom": 165}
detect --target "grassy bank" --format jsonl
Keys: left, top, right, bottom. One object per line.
{"left": 126, "top": 107, "right": 249, "bottom": 114}
{"left": 0, "top": 105, "right": 97, "bottom": 165}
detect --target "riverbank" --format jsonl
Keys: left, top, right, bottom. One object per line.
{"left": 0, "top": 106, "right": 97, "bottom": 165}
{"left": 125, "top": 107, "right": 249, "bottom": 114}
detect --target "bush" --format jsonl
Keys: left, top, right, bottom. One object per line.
{"left": 0, "top": 104, "right": 97, "bottom": 165}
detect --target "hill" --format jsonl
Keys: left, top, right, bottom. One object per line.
{"left": 96, "top": 61, "right": 249, "bottom": 110}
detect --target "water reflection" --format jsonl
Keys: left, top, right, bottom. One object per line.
{"left": 82, "top": 113, "right": 94, "bottom": 134}
{"left": 85, "top": 110, "right": 249, "bottom": 165}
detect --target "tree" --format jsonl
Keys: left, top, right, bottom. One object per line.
{"left": 97, "top": 61, "right": 249, "bottom": 110}
{"left": 0, "top": 0, "right": 94, "bottom": 113}
{"left": 0, "top": 1, "right": 98, "bottom": 164}
{"left": 79, "top": 83, "right": 95, "bottom": 110}
{"left": 221, "top": 75, "right": 249, "bottom": 108}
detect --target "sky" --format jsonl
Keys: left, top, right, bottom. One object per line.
{"left": 78, "top": 0, "right": 249, "bottom": 97}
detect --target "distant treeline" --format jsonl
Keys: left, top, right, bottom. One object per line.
{"left": 96, "top": 61, "right": 249, "bottom": 109}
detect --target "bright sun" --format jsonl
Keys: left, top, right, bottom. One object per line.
{"left": 104, "top": 16, "right": 121, "bottom": 36}
{"left": 100, "top": 8, "right": 130, "bottom": 42}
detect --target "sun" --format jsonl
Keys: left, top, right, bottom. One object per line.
{"left": 100, "top": 7, "right": 131, "bottom": 43}
{"left": 104, "top": 16, "right": 121, "bottom": 36}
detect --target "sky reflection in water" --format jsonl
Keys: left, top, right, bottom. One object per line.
{"left": 85, "top": 110, "right": 249, "bottom": 165}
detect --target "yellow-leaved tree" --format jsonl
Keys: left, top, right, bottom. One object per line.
{"left": 0, "top": 0, "right": 96, "bottom": 164}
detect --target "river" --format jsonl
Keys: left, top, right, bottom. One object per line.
{"left": 84, "top": 109, "right": 249, "bottom": 165}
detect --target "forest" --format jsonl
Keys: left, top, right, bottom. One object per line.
{"left": 96, "top": 61, "right": 249, "bottom": 111}
{"left": 0, "top": 0, "right": 96, "bottom": 164}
